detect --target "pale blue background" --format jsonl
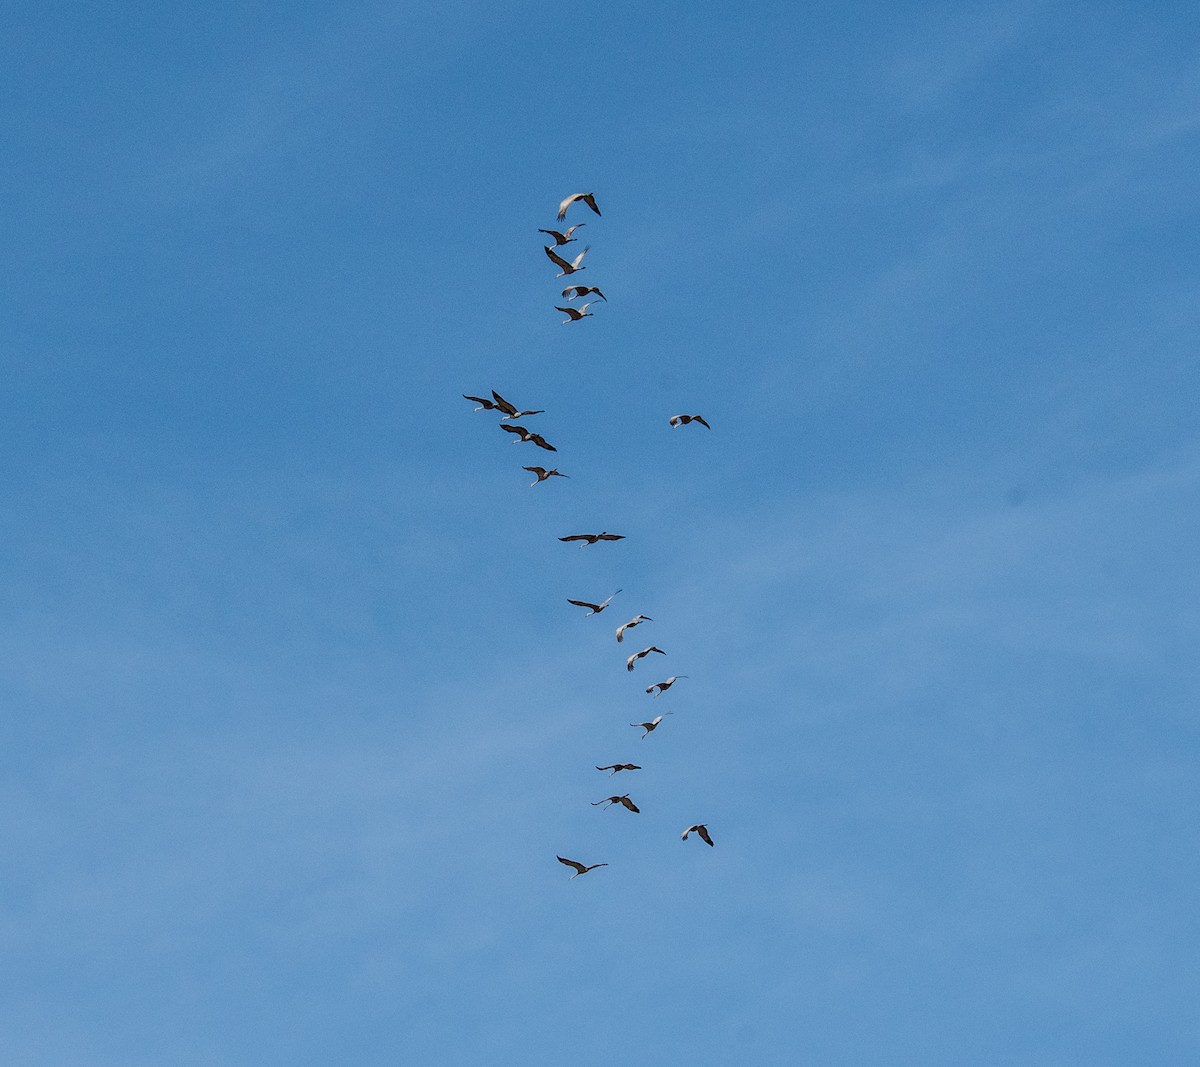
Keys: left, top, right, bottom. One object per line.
{"left": 3, "top": 1, "right": 1199, "bottom": 1063}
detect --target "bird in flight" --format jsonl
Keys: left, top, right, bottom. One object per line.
{"left": 559, "top": 532, "right": 625, "bottom": 546}
{"left": 556, "top": 303, "right": 596, "bottom": 323}
{"left": 523, "top": 466, "right": 568, "bottom": 486}
{"left": 631, "top": 714, "right": 671, "bottom": 739}
{"left": 557, "top": 192, "right": 602, "bottom": 221}
{"left": 646, "top": 675, "right": 688, "bottom": 697}
{"left": 615, "top": 615, "right": 652, "bottom": 644}
{"left": 500, "top": 424, "right": 556, "bottom": 451}
{"left": 491, "top": 390, "right": 544, "bottom": 420}
{"left": 670, "top": 414, "right": 711, "bottom": 429}
{"left": 567, "top": 589, "right": 622, "bottom": 616}
{"left": 544, "top": 244, "right": 589, "bottom": 277}
{"left": 562, "top": 285, "right": 607, "bottom": 302}
{"left": 592, "top": 794, "right": 640, "bottom": 813}
{"left": 538, "top": 224, "right": 586, "bottom": 246}
{"left": 557, "top": 856, "right": 608, "bottom": 880}
{"left": 626, "top": 646, "right": 666, "bottom": 672}
{"left": 596, "top": 763, "right": 641, "bottom": 776}
{"left": 681, "top": 824, "right": 714, "bottom": 846}
{"left": 463, "top": 393, "right": 503, "bottom": 412}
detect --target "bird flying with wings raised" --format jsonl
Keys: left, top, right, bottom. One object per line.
{"left": 523, "top": 466, "right": 568, "bottom": 486}
{"left": 592, "top": 794, "right": 640, "bottom": 813}
{"left": 490, "top": 390, "right": 543, "bottom": 420}
{"left": 556, "top": 302, "right": 596, "bottom": 323}
{"left": 626, "top": 646, "right": 666, "bottom": 672}
{"left": 538, "top": 224, "right": 586, "bottom": 246}
{"left": 631, "top": 714, "right": 672, "bottom": 738}
{"left": 544, "top": 244, "right": 589, "bottom": 278}
{"left": 556, "top": 192, "right": 601, "bottom": 221}
{"left": 557, "top": 856, "right": 608, "bottom": 879}
{"left": 568, "top": 590, "right": 622, "bottom": 616}
{"left": 615, "top": 615, "right": 652, "bottom": 643}
{"left": 646, "top": 675, "right": 688, "bottom": 697}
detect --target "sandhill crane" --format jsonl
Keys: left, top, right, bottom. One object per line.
{"left": 626, "top": 646, "right": 666, "bottom": 672}
{"left": 631, "top": 713, "right": 671, "bottom": 738}
{"left": 463, "top": 393, "right": 502, "bottom": 411}
{"left": 559, "top": 532, "right": 625, "bottom": 546}
{"left": 500, "top": 423, "right": 556, "bottom": 451}
{"left": 523, "top": 466, "right": 568, "bottom": 486}
{"left": 562, "top": 285, "right": 607, "bottom": 302}
{"left": 544, "top": 244, "right": 589, "bottom": 277}
{"left": 491, "top": 390, "right": 544, "bottom": 420}
{"left": 670, "top": 414, "right": 711, "bottom": 429}
{"left": 596, "top": 763, "right": 641, "bottom": 776}
{"left": 557, "top": 855, "right": 608, "bottom": 880}
{"left": 681, "top": 824, "right": 714, "bottom": 846}
{"left": 567, "top": 589, "right": 622, "bottom": 616}
{"left": 557, "top": 192, "right": 601, "bottom": 221}
{"left": 615, "top": 615, "right": 652, "bottom": 643}
{"left": 556, "top": 303, "right": 595, "bottom": 323}
{"left": 538, "top": 224, "right": 586, "bottom": 246}
{"left": 646, "top": 675, "right": 688, "bottom": 697}
{"left": 592, "top": 794, "right": 640, "bottom": 813}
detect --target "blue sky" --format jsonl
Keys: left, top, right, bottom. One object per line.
{"left": 3, "top": 1, "right": 1199, "bottom": 1063}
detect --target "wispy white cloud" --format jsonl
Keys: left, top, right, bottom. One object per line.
{"left": 669, "top": 442, "right": 1200, "bottom": 698}
{"left": 877, "top": 0, "right": 1040, "bottom": 109}
{"left": 130, "top": 0, "right": 492, "bottom": 203}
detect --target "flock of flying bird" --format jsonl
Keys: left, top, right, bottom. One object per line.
{"left": 466, "top": 192, "right": 715, "bottom": 881}
{"left": 541, "top": 191, "right": 607, "bottom": 325}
